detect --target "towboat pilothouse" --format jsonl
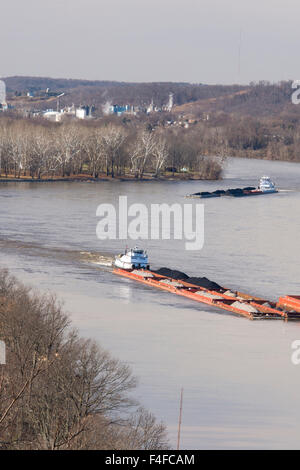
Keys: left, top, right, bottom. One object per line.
{"left": 258, "top": 176, "right": 277, "bottom": 193}
{"left": 114, "top": 247, "right": 149, "bottom": 270}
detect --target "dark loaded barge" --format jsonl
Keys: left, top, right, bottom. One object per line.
{"left": 187, "top": 176, "right": 278, "bottom": 199}
{"left": 113, "top": 248, "right": 300, "bottom": 321}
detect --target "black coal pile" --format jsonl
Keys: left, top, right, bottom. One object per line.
{"left": 225, "top": 188, "right": 244, "bottom": 196}
{"left": 191, "top": 186, "right": 257, "bottom": 198}
{"left": 154, "top": 268, "right": 223, "bottom": 291}
{"left": 193, "top": 191, "right": 211, "bottom": 196}
{"left": 186, "top": 277, "right": 222, "bottom": 291}
{"left": 154, "top": 267, "right": 189, "bottom": 280}
{"left": 213, "top": 189, "right": 226, "bottom": 195}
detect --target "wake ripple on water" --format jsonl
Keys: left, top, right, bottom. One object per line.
{"left": 79, "top": 251, "right": 113, "bottom": 267}
{"left": 0, "top": 239, "right": 114, "bottom": 270}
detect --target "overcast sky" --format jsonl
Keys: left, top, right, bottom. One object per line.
{"left": 1, "top": 0, "right": 299, "bottom": 84}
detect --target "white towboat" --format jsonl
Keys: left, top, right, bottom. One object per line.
{"left": 258, "top": 176, "right": 277, "bottom": 193}
{"left": 114, "top": 247, "right": 149, "bottom": 270}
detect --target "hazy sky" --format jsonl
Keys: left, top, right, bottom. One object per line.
{"left": 1, "top": 0, "right": 300, "bottom": 84}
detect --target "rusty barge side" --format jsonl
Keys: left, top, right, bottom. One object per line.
{"left": 113, "top": 268, "right": 300, "bottom": 321}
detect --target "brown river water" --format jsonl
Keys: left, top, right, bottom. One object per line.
{"left": 0, "top": 157, "right": 300, "bottom": 449}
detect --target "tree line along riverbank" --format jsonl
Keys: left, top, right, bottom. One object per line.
{"left": 0, "top": 117, "right": 223, "bottom": 182}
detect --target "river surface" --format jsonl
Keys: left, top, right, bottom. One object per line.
{"left": 1, "top": 157, "right": 300, "bottom": 449}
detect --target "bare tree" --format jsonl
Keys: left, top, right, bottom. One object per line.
{"left": 130, "top": 129, "right": 156, "bottom": 178}
{"left": 101, "top": 125, "right": 126, "bottom": 177}
{"left": 152, "top": 136, "right": 169, "bottom": 177}
{"left": 83, "top": 129, "right": 105, "bottom": 178}
{"left": 54, "top": 125, "right": 82, "bottom": 177}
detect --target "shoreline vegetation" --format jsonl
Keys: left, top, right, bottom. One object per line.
{"left": 0, "top": 117, "right": 223, "bottom": 182}
{"left": 0, "top": 171, "right": 220, "bottom": 183}
{"left": 0, "top": 268, "right": 169, "bottom": 450}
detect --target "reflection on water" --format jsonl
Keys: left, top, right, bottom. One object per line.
{"left": 1, "top": 157, "right": 300, "bottom": 449}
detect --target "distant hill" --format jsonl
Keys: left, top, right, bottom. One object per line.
{"left": 4, "top": 76, "right": 247, "bottom": 113}
{"left": 3, "top": 76, "right": 299, "bottom": 120}
{"left": 174, "top": 81, "right": 298, "bottom": 118}
{"left": 4, "top": 76, "right": 120, "bottom": 92}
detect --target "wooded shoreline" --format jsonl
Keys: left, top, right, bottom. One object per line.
{"left": 0, "top": 268, "right": 169, "bottom": 450}
{"left": 0, "top": 174, "right": 220, "bottom": 183}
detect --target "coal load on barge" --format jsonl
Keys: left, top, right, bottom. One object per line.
{"left": 153, "top": 267, "right": 222, "bottom": 291}
{"left": 113, "top": 248, "right": 300, "bottom": 321}
{"left": 188, "top": 176, "right": 278, "bottom": 199}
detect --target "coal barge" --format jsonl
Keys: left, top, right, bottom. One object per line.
{"left": 113, "top": 248, "right": 300, "bottom": 321}
{"left": 188, "top": 176, "right": 278, "bottom": 199}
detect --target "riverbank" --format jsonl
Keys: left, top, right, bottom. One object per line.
{"left": 0, "top": 171, "right": 222, "bottom": 183}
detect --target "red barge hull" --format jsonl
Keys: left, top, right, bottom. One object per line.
{"left": 113, "top": 268, "right": 300, "bottom": 321}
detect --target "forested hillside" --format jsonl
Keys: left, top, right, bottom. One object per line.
{"left": 4, "top": 76, "right": 247, "bottom": 108}
{"left": 3, "top": 77, "right": 300, "bottom": 164}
